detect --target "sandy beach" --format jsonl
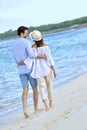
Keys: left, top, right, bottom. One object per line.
{"left": 1, "top": 73, "right": 87, "bottom": 130}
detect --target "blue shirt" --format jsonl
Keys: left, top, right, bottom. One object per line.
{"left": 13, "top": 38, "right": 37, "bottom": 74}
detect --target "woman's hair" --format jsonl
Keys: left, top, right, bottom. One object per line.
{"left": 34, "top": 39, "right": 44, "bottom": 47}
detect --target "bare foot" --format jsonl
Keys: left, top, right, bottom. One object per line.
{"left": 24, "top": 110, "right": 29, "bottom": 118}
{"left": 43, "top": 99, "right": 50, "bottom": 111}
{"left": 45, "top": 104, "right": 50, "bottom": 111}
{"left": 34, "top": 108, "right": 44, "bottom": 113}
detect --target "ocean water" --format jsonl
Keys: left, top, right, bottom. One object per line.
{"left": 0, "top": 27, "right": 87, "bottom": 124}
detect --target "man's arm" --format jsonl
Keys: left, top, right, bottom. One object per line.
{"left": 26, "top": 42, "right": 46, "bottom": 59}
{"left": 18, "top": 53, "right": 47, "bottom": 66}
{"left": 36, "top": 54, "right": 47, "bottom": 59}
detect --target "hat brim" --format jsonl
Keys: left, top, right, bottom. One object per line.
{"left": 29, "top": 32, "right": 33, "bottom": 39}
{"left": 29, "top": 32, "right": 42, "bottom": 41}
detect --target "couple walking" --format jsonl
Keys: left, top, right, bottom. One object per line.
{"left": 13, "top": 26, "right": 57, "bottom": 118}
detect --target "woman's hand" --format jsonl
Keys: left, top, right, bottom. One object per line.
{"left": 53, "top": 70, "right": 57, "bottom": 78}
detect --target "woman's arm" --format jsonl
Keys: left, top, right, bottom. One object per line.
{"left": 46, "top": 46, "right": 57, "bottom": 78}
{"left": 51, "top": 65, "right": 57, "bottom": 78}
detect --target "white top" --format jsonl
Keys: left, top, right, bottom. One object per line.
{"left": 24, "top": 46, "right": 54, "bottom": 78}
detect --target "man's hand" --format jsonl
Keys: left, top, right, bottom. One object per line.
{"left": 37, "top": 54, "right": 47, "bottom": 60}
{"left": 17, "top": 61, "right": 25, "bottom": 66}
{"left": 43, "top": 54, "right": 47, "bottom": 60}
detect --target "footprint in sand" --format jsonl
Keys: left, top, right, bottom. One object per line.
{"left": 60, "top": 108, "right": 72, "bottom": 118}
{"left": 19, "top": 124, "right": 30, "bottom": 129}
{"left": 41, "top": 118, "right": 58, "bottom": 130}
{"left": 18, "top": 121, "right": 30, "bottom": 129}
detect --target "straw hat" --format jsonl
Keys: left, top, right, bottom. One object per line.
{"left": 29, "top": 30, "right": 42, "bottom": 41}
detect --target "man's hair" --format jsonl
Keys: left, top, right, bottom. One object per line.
{"left": 17, "top": 26, "right": 28, "bottom": 36}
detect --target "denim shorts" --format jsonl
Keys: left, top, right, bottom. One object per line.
{"left": 19, "top": 73, "right": 37, "bottom": 89}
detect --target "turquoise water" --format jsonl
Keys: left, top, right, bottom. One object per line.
{"left": 0, "top": 27, "right": 87, "bottom": 124}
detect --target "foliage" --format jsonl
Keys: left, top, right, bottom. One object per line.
{"left": 0, "top": 16, "right": 87, "bottom": 39}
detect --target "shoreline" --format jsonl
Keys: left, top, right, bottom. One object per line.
{"left": 1, "top": 73, "right": 87, "bottom": 130}
{"left": 0, "top": 23, "right": 87, "bottom": 41}
{"left": 42, "top": 23, "right": 87, "bottom": 35}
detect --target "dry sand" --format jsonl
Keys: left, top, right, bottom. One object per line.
{"left": 1, "top": 73, "right": 87, "bottom": 130}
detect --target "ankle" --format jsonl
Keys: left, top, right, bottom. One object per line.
{"left": 23, "top": 107, "right": 28, "bottom": 112}
{"left": 49, "top": 100, "right": 53, "bottom": 108}
{"left": 43, "top": 99, "right": 50, "bottom": 111}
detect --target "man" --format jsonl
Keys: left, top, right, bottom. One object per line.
{"left": 13, "top": 26, "right": 46, "bottom": 118}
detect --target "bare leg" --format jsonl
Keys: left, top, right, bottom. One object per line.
{"left": 22, "top": 87, "right": 29, "bottom": 118}
{"left": 32, "top": 87, "right": 38, "bottom": 113}
{"left": 32, "top": 87, "right": 43, "bottom": 113}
